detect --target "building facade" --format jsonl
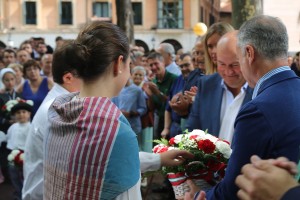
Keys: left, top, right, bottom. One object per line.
{"left": 0, "top": 0, "right": 220, "bottom": 52}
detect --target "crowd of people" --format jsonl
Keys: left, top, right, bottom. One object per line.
{"left": 0, "top": 14, "right": 299, "bottom": 200}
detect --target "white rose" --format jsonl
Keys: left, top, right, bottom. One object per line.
{"left": 168, "top": 147, "right": 179, "bottom": 151}
{"left": 7, "top": 154, "right": 14, "bottom": 162}
{"left": 174, "top": 134, "right": 184, "bottom": 144}
{"left": 204, "top": 134, "right": 218, "bottom": 143}
{"left": 20, "top": 153, "right": 24, "bottom": 161}
{"left": 215, "top": 141, "right": 232, "bottom": 159}
{"left": 189, "top": 129, "right": 206, "bottom": 137}
{"left": 11, "top": 149, "right": 20, "bottom": 157}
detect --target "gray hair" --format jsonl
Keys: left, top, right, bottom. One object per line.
{"left": 160, "top": 43, "right": 176, "bottom": 60}
{"left": 237, "top": 15, "right": 288, "bottom": 60}
{"left": 131, "top": 66, "right": 146, "bottom": 76}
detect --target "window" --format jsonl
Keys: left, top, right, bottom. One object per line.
{"left": 93, "top": 2, "right": 109, "bottom": 17}
{"left": 132, "top": 2, "right": 142, "bottom": 25}
{"left": 60, "top": 1, "right": 73, "bottom": 25}
{"left": 24, "top": 1, "right": 37, "bottom": 25}
{"left": 157, "top": 0, "right": 183, "bottom": 29}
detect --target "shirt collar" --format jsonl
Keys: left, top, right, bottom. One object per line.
{"left": 221, "top": 79, "right": 248, "bottom": 93}
{"left": 252, "top": 66, "right": 290, "bottom": 99}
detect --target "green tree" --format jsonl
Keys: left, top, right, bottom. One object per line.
{"left": 115, "top": 0, "right": 135, "bottom": 45}
{"left": 231, "top": 0, "right": 263, "bottom": 29}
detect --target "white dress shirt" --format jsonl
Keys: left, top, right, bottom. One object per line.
{"left": 219, "top": 82, "right": 248, "bottom": 143}
{"left": 22, "top": 84, "right": 69, "bottom": 200}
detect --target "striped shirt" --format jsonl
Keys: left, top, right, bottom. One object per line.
{"left": 252, "top": 66, "right": 290, "bottom": 99}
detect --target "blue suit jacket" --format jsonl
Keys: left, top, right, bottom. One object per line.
{"left": 206, "top": 70, "right": 300, "bottom": 199}
{"left": 281, "top": 185, "right": 300, "bottom": 200}
{"left": 185, "top": 73, "right": 253, "bottom": 136}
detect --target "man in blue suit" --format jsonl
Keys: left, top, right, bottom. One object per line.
{"left": 185, "top": 31, "right": 253, "bottom": 142}
{"left": 188, "top": 15, "right": 300, "bottom": 200}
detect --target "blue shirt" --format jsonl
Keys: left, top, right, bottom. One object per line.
{"left": 112, "top": 83, "right": 147, "bottom": 134}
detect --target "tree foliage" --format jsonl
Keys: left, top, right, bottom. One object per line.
{"left": 115, "top": 0, "right": 135, "bottom": 45}
{"left": 231, "top": 0, "right": 263, "bottom": 29}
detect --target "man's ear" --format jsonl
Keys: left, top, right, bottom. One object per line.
{"left": 245, "top": 45, "right": 255, "bottom": 65}
{"left": 113, "top": 55, "right": 124, "bottom": 76}
{"left": 62, "top": 72, "right": 73, "bottom": 84}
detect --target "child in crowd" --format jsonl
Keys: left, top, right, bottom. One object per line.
{"left": 6, "top": 99, "right": 33, "bottom": 200}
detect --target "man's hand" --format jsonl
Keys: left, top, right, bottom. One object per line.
{"left": 235, "top": 155, "right": 299, "bottom": 200}
{"left": 161, "top": 128, "right": 170, "bottom": 139}
{"left": 147, "top": 82, "right": 160, "bottom": 95}
{"left": 169, "top": 93, "right": 191, "bottom": 116}
{"left": 160, "top": 150, "right": 194, "bottom": 167}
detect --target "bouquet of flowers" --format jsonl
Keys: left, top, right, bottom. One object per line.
{"left": 7, "top": 149, "right": 24, "bottom": 168}
{"left": 153, "top": 129, "right": 232, "bottom": 199}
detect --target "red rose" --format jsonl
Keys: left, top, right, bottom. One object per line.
{"left": 207, "top": 160, "right": 222, "bottom": 171}
{"left": 189, "top": 135, "right": 198, "bottom": 140}
{"left": 217, "top": 138, "right": 230, "bottom": 145}
{"left": 197, "top": 139, "right": 216, "bottom": 154}
{"left": 153, "top": 145, "right": 168, "bottom": 153}
{"left": 169, "top": 137, "right": 175, "bottom": 145}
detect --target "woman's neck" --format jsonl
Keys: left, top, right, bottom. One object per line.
{"left": 79, "top": 76, "right": 117, "bottom": 98}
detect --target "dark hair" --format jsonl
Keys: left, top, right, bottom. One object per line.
{"left": 55, "top": 36, "right": 63, "bottom": 42}
{"left": 11, "top": 102, "right": 32, "bottom": 115}
{"left": 3, "top": 49, "right": 17, "bottom": 58}
{"left": 23, "top": 59, "right": 41, "bottom": 75}
{"left": 64, "top": 21, "right": 129, "bottom": 82}
{"left": 179, "top": 53, "right": 192, "bottom": 60}
{"left": 52, "top": 40, "right": 77, "bottom": 84}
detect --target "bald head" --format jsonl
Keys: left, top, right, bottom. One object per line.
{"left": 216, "top": 30, "right": 246, "bottom": 96}
{"left": 217, "top": 30, "right": 238, "bottom": 55}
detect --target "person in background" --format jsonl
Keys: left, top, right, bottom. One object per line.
{"left": 19, "top": 41, "right": 34, "bottom": 59}
{"left": 147, "top": 52, "right": 178, "bottom": 140}
{"left": 17, "top": 59, "right": 53, "bottom": 117}
{"left": 55, "top": 36, "right": 64, "bottom": 50}
{"left": 40, "top": 54, "right": 53, "bottom": 80}
{"left": 2, "top": 49, "right": 17, "bottom": 67}
{"left": 156, "top": 43, "right": 182, "bottom": 76}
{"left": 22, "top": 41, "right": 81, "bottom": 200}
{"left": 8, "top": 63, "right": 25, "bottom": 90}
{"left": 131, "top": 66, "right": 154, "bottom": 153}
{"left": 36, "top": 42, "right": 48, "bottom": 60}
{"left": 0, "top": 68, "right": 22, "bottom": 132}
{"left": 162, "top": 53, "right": 195, "bottom": 138}
{"left": 16, "top": 49, "right": 31, "bottom": 66}
{"left": 6, "top": 99, "right": 32, "bottom": 200}
{"left": 112, "top": 78, "right": 147, "bottom": 136}
{"left": 203, "top": 22, "right": 234, "bottom": 75}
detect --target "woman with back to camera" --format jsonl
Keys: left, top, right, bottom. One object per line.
{"left": 43, "top": 21, "right": 141, "bottom": 200}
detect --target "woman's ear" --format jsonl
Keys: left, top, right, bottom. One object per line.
{"left": 113, "top": 55, "right": 124, "bottom": 76}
